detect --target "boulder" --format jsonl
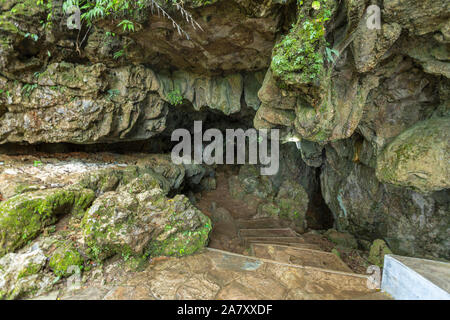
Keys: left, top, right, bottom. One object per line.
{"left": 376, "top": 117, "right": 450, "bottom": 194}
{"left": 325, "top": 229, "right": 358, "bottom": 249}
{"left": 257, "top": 180, "right": 309, "bottom": 231}
{"left": 48, "top": 241, "right": 84, "bottom": 277}
{"left": 0, "top": 247, "right": 54, "bottom": 300}
{"left": 81, "top": 178, "right": 211, "bottom": 260}
{"left": 368, "top": 239, "right": 393, "bottom": 268}
{"left": 0, "top": 188, "right": 95, "bottom": 256}
{"left": 321, "top": 139, "right": 450, "bottom": 259}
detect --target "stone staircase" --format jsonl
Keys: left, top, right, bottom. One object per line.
{"left": 237, "top": 218, "right": 349, "bottom": 270}
{"left": 234, "top": 218, "right": 391, "bottom": 299}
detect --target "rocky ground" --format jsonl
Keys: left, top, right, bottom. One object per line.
{"left": 0, "top": 152, "right": 214, "bottom": 299}
{"left": 0, "top": 152, "right": 392, "bottom": 300}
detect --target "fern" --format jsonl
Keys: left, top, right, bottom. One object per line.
{"left": 53, "top": 0, "right": 204, "bottom": 39}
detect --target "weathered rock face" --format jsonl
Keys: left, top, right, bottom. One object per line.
{"left": 0, "top": 62, "right": 168, "bottom": 144}
{"left": 252, "top": 0, "right": 449, "bottom": 259}
{"left": 228, "top": 161, "right": 312, "bottom": 230}
{"left": 376, "top": 117, "right": 450, "bottom": 194}
{"left": 0, "top": 60, "right": 263, "bottom": 144}
{"left": 257, "top": 180, "right": 309, "bottom": 231}
{"left": 0, "top": 188, "right": 95, "bottom": 256}
{"left": 81, "top": 178, "right": 211, "bottom": 260}
{"left": 358, "top": 57, "right": 441, "bottom": 158}
{"left": 0, "top": 0, "right": 270, "bottom": 144}
{"left": 321, "top": 138, "right": 450, "bottom": 260}
{"left": 109, "top": 0, "right": 284, "bottom": 75}
{"left": 257, "top": 0, "right": 448, "bottom": 146}
{"left": 0, "top": 247, "right": 54, "bottom": 300}
{"left": 383, "top": 0, "right": 450, "bottom": 37}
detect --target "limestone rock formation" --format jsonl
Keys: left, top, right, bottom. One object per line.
{"left": 0, "top": 188, "right": 95, "bottom": 256}
{"left": 81, "top": 183, "right": 211, "bottom": 260}
{"left": 257, "top": 180, "right": 309, "bottom": 231}
{"left": 320, "top": 138, "right": 450, "bottom": 259}
{"left": 376, "top": 117, "right": 450, "bottom": 194}
{"left": 0, "top": 247, "right": 55, "bottom": 300}
{"left": 368, "top": 239, "right": 392, "bottom": 268}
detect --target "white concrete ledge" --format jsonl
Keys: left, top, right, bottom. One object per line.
{"left": 381, "top": 254, "right": 450, "bottom": 300}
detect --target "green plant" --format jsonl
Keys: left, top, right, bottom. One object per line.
{"left": 113, "top": 48, "right": 125, "bottom": 60}
{"left": 325, "top": 47, "right": 339, "bottom": 64}
{"left": 24, "top": 33, "right": 38, "bottom": 42}
{"left": 0, "top": 89, "right": 7, "bottom": 99}
{"left": 167, "top": 89, "right": 183, "bottom": 106}
{"left": 117, "top": 19, "right": 135, "bottom": 32}
{"left": 37, "top": 1, "right": 203, "bottom": 38}
{"left": 22, "top": 83, "right": 38, "bottom": 97}
{"left": 271, "top": 0, "right": 334, "bottom": 85}
{"left": 107, "top": 89, "right": 120, "bottom": 99}
{"left": 121, "top": 251, "right": 131, "bottom": 261}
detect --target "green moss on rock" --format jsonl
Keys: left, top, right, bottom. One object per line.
{"left": 0, "top": 247, "right": 50, "bottom": 300}
{"left": 325, "top": 229, "right": 358, "bottom": 249}
{"left": 148, "top": 219, "right": 212, "bottom": 257}
{"left": 0, "top": 188, "right": 95, "bottom": 256}
{"left": 16, "top": 262, "right": 43, "bottom": 280}
{"left": 48, "top": 242, "right": 84, "bottom": 277}
{"left": 271, "top": 0, "right": 335, "bottom": 87}
{"left": 376, "top": 116, "right": 450, "bottom": 194}
{"left": 368, "top": 239, "right": 392, "bottom": 268}
{"left": 81, "top": 188, "right": 212, "bottom": 261}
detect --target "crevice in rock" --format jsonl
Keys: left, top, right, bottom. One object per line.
{"left": 306, "top": 167, "right": 334, "bottom": 230}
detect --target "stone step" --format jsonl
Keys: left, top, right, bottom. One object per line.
{"left": 248, "top": 242, "right": 323, "bottom": 250}
{"left": 243, "top": 236, "right": 305, "bottom": 246}
{"left": 239, "top": 228, "right": 298, "bottom": 238}
{"left": 204, "top": 248, "right": 377, "bottom": 299}
{"left": 349, "top": 292, "right": 393, "bottom": 300}
{"left": 236, "top": 218, "right": 288, "bottom": 229}
{"left": 250, "top": 243, "right": 353, "bottom": 273}
{"left": 282, "top": 243, "right": 323, "bottom": 250}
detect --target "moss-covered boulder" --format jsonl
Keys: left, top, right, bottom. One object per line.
{"left": 376, "top": 117, "right": 450, "bottom": 194}
{"left": 257, "top": 180, "right": 309, "bottom": 231}
{"left": 325, "top": 229, "right": 358, "bottom": 249}
{"left": 48, "top": 241, "right": 84, "bottom": 277}
{"left": 0, "top": 188, "right": 95, "bottom": 256}
{"left": 229, "top": 165, "right": 275, "bottom": 200}
{"left": 77, "top": 166, "right": 170, "bottom": 195}
{"left": 0, "top": 247, "right": 54, "bottom": 300}
{"left": 81, "top": 176, "right": 211, "bottom": 260}
{"left": 271, "top": 0, "right": 337, "bottom": 87}
{"left": 368, "top": 239, "right": 393, "bottom": 268}
{"left": 148, "top": 195, "right": 212, "bottom": 257}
